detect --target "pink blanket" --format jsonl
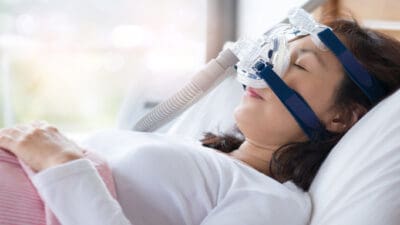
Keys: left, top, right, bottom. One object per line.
{"left": 0, "top": 149, "right": 116, "bottom": 225}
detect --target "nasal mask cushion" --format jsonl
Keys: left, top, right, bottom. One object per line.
{"left": 233, "top": 8, "right": 330, "bottom": 89}
{"left": 234, "top": 25, "right": 295, "bottom": 89}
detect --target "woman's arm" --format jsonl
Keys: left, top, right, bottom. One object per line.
{"left": 0, "top": 122, "right": 133, "bottom": 225}
{"left": 0, "top": 121, "right": 84, "bottom": 172}
{"left": 32, "top": 157, "right": 132, "bottom": 225}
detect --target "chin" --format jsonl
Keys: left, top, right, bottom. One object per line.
{"left": 233, "top": 105, "right": 244, "bottom": 124}
{"left": 233, "top": 105, "right": 256, "bottom": 136}
{"left": 234, "top": 100, "right": 260, "bottom": 121}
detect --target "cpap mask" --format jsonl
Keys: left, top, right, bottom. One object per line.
{"left": 232, "top": 8, "right": 328, "bottom": 89}
{"left": 233, "top": 24, "right": 294, "bottom": 89}
{"left": 133, "top": 8, "right": 386, "bottom": 141}
{"left": 229, "top": 8, "right": 386, "bottom": 139}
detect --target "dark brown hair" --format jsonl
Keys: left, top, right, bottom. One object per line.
{"left": 201, "top": 19, "right": 400, "bottom": 191}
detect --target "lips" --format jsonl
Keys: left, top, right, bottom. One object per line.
{"left": 246, "top": 87, "right": 264, "bottom": 100}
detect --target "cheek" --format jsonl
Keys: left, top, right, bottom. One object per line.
{"left": 288, "top": 74, "right": 340, "bottom": 120}
{"left": 234, "top": 95, "right": 305, "bottom": 144}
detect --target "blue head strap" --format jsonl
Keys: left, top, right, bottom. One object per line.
{"left": 317, "top": 28, "right": 386, "bottom": 104}
{"left": 252, "top": 62, "right": 327, "bottom": 140}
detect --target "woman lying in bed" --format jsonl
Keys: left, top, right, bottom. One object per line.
{"left": 1, "top": 17, "right": 400, "bottom": 225}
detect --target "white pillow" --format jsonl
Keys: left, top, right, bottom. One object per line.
{"left": 309, "top": 89, "right": 400, "bottom": 225}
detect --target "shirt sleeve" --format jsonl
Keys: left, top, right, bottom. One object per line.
{"left": 31, "top": 158, "right": 133, "bottom": 225}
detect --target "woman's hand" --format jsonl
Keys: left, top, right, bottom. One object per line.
{"left": 0, "top": 121, "right": 84, "bottom": 172}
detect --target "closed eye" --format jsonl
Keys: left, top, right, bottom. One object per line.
{"left": 293, "top": 63, "right": 307, "bottom": 71}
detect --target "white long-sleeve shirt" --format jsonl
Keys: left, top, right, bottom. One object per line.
{"left": 31, "top": 130, "right": 311, "bottom": 225}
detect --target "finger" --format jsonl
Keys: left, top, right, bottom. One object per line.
{"left": 14, "top": 124, "right": 32, "bottom": 133}
{"left": 31, "top": 121, "right": 58, "bottom": 133}
{"left": 0, "top": 127, "right": 22, "bottom": 139}
{"left": 44, "top": 125, "right": 59, "bottom": 132}
{"left": 0, "top": 134, "right": 16, "bottom": 152}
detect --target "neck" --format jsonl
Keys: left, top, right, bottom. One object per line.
{"left": 229, "top": 139, "right": 278, "bottom": 176}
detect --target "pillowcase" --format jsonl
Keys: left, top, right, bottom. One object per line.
{"left": 309, "top": 89, "right": 400, "bottom": 225}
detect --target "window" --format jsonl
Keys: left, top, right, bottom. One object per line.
{"left": 0, "top": 0, "right": 206, "bottom": 133}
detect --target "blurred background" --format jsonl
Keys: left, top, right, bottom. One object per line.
{"left": 0, "top": 0, "right": 208, "bottom": 134}
{"left": 0, "top": 0, "right": 399, "bottom": 135}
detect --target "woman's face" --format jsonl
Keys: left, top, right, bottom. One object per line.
{"left": 234, "top": 35, "right": 345, "bottom": 147}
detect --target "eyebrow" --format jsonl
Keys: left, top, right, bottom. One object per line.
{"left": 298, "top": 48, "right": 327, "bottom": 69}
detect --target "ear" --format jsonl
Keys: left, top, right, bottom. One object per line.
{"left": 325, "top": 104, "right": 367, "bottom": 133}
